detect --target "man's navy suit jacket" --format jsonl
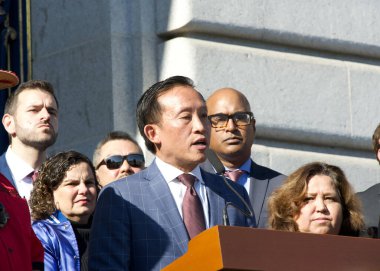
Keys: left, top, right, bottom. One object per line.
{"left": 89, "top": 160, "right": 256, "bottom": 271}
{"left": 202, "top": 159, "right": 285, "bottom": 228}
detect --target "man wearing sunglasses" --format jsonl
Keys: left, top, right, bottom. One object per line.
{"left": 89, "top": 76, "right": 255, "bottom": 271}
{"left": 205, "top": 88, "right": 285, "bottom": 228}
{"left": 93, "top": 131, "right": 145, "bottom": 188}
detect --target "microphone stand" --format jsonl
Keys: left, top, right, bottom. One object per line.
{"left": 205, "top": 149, "right": 255, "bottom": 226}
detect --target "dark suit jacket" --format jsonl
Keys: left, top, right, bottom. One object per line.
{"left": 201, "top": 159, "right": 285, "bottom": 228}
{"left": 89, "top": 160, "right": 255, "bottom": 271}
{"left": 357, "top": 183, "right": 380, "bottom": 237}
{"left": 248, "top": 161, "right": 286, "bottom": 228}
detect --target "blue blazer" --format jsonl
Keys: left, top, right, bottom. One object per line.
{"left": 0, "top": 153, "right": 15, "bottom": 188}
{"left": 89, "top": 160, "right": 255, "bottom": 271}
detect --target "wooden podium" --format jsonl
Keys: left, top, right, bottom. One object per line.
{"left": 162, "top": 226, "right": 380, "bottom": 271}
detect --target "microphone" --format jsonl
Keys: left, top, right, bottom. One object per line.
{"left": 205, "top": 149, "right": 255, "bottom": 226}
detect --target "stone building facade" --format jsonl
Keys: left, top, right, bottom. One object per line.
{"left": 31, "top": 1, "right": 380, "bottom": 192}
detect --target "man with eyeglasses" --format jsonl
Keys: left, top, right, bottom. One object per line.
{"left": 89, "top": 76, "right": 255, "bottom": 271}
{"left": 205, "top": 87, "right": 285, "bottom": 228}
{"left": 93, "top": 131, "right": 145, "bottom": 188}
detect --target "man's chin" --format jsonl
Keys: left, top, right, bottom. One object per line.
{"left": 194, "top": 153, "right": 207, "bottom": 163}
{"left": 21, "top": 137, "right": 57, "bottom": 150}
{"left": 221, "top": 148, "right": 245, "bottom": 157}
{"left": 179, "top": 155, "right": 206, "bottom": 172}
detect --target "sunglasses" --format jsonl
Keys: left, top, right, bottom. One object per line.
{"left": 96, "top": 154, "right": 145, "bottom": 170}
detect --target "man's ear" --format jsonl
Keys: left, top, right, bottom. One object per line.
{"left": 2, "top": 114, "right": 16, "bottom": 136}
{"left": 252, "top": 118, "right": 256, "bottom": 133}
{"left": 144, "top": 124, "right": 160, "bottom": 144}
{"left": 95, "top": 171, "right": 103, "bottom": 190}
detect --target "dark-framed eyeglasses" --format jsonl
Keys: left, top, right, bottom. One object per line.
{"left": 208, "top": 112, "right": 254, "bottom": 128}
{"left": 96, "top": 154, "right": 145, "bottom": 170}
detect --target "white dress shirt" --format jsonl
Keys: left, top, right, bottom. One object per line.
{"left": 5, "top": 147, "right": 35, "bottom": 201}
{"left": 155, "top": 157, "right": 210, "bottom": 228}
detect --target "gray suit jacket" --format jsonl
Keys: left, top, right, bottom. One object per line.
{"left": 89, "top": 160, "right": 255, "bottom": 271}
{"left": 248, "top": 161, "right": 286, "bottom": 228}
{"left": 357, "top": 183, "right": 380, "bottom": 237}
{"left": 201, "top": 159, "right": 285, "bottom": 228}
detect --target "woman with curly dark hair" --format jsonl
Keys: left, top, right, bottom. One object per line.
{"left": 30, "top": 151, "right": 98, "bottom": 271}
{"left": 268, "top": 162, "right": 364, "bottom": 236}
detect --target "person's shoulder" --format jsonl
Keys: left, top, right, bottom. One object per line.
{"left": 32, "top": 219, "right": 48, "bottom": 233}
{"left": 357, "top": 183, "right": 380, "bottom": 198}
{"left": 33, "top": 219, "right": 75, "bottom": 251}
{"left": 358, "top": 182, "right": 380, "bottom": 192}
{"left": 32, "top": 218, "right": 67, "bottom": 238}
{"left": 112, "top": 168, "right": 149, "bottom": 187}
{"left": 251, "top": 161, "right": 286, "bottom": 181}
{"left": 98, "top": 168, "right": 152, "bottom": 200}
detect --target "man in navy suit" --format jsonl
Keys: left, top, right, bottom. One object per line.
{"left": 89, "top": 76, "right": 255, "bottom": 271}
{"left": 205, "top": 88, "right": 285, "bottom": 228}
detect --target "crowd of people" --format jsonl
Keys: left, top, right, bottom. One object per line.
{"left": 0, "top": 69, "right": 379, "bottom": 270}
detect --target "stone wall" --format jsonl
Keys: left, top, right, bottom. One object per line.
{"left": 31, "top": 0, "right": 380, "bottom": 191}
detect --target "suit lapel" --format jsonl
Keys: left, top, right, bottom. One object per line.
{"left": 200, "top": 159, "right": 216, "bottom": 174}
{"left": 0, "top": 154, "right": 15, "bottom": 188}
{"left": 249, "top": 161, "right": 269, "bottom": 226}
{"left": 144, "top": 162, "right": 189, "bottom": 254}
{"left": 202, "top": 170, "right": 225, "bottom": 227}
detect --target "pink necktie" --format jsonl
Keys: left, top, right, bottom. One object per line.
{"left": 178, "top": 173, "right": 206, "bottom": 239}
{"left": 224, "top": 169, "right": 245, "bottom": 182}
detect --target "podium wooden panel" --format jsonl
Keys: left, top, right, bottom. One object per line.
{"left": 162, "top": 226, "right": 380, "bottom": 271}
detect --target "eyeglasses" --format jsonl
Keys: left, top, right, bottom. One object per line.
{"left": 96, "top": 154, "right": 145, "bottom": 170}
{"left": 208, "top": 112, "right": 254, "bottom": 128}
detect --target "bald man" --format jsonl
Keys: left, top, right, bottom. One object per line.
{"left": 205, "top": 88, "right": 286, "bottom": 228}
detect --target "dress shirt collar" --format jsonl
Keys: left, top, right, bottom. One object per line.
{"left": 225, "top": 158, "right": 251, "bottom": 173}
{"left": 5, "top": 146, "right": 34, "bottom": 181}
{"left": 155, "top": 157, "right": 204, "bottom": 184}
